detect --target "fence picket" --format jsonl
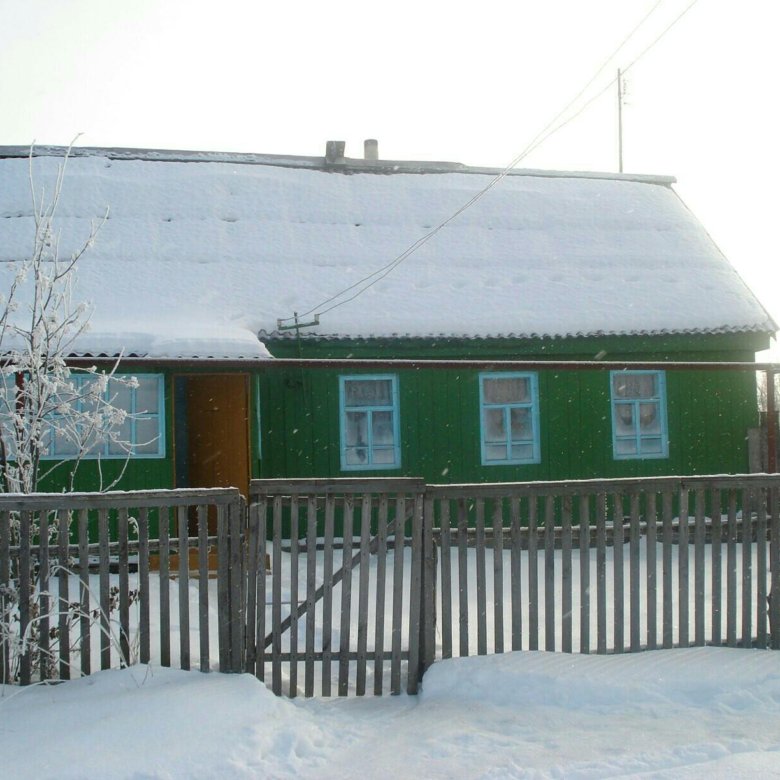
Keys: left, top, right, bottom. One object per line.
{"left": 440, "top": 499, "right": 453, "bottom": 659}
{"left": 476, "top": 499, "right": 487, "bottom": 656}
{"left": 160, "top": 506, "right": 171, "bottom": 668}
{"left": 579, "top": 495, "right": 590, "bottom": 654}
{"left": 544, "top": 496, "right": 555, "bottom": 652}
{"left": 678, "top": 488, "right": 689, "bottom": 648}
{"left": 646, "top": 493, "right": 657, "bottom": 650}
{"left": 305, "top": 496, "right": 317, "bottom": 695}
{"left": 272, "top": 496, "right": 283, "bottom": 695}
{"left": 78, "top": 509, "right": 90, "bottom": 676}
{"left": 694, "top": 489, "right": 706, "bottom": 646}
{"left": 98, "top": 508, "right": 111, "bottom": 671}
{"left": 18, "top": 511, "right": 31, "bottom": 685}
{"left": 493, "top": 498, "right": 505, "bottom": 655}
{"left": 457, "top": 497, "right": 469, "bottom": 657}
{"left": 510, "top": 497, "right": 522, "bottom": 652}
{"left": 338, "top": 497, "right": 354, "bottom": 696}
{"left": 770, "top": 487, "right": 780, "bottom": 650}
{"left": 727, "top": 489, "right": 738, "bottom": 647}
{"left": 529, "top": 497, "right": 540, "bottom": 651}
{"left": 322, "top": 495, "right": 335, "bottom": 696}
{"left": 596, "top": 493, "right": 607, "bottom": 654}
{"left": 711, "top": 488, "right": 722, "bottom": 646}
{"left": 742, "top": 488, "right": 753, "bottom": 646}
{"left": 561, "top": 496, "right": 572, "bottom": 654}
{"left": 391, "top": 496, "right": 405, "bottom": 694}
{"left": 57, "top": 509, "right": 70, "bottom": 680}
{"left": 256, "top": 499, "right": 268, "bottom": 683}
{"left": 38, "top": 510, "right": 50, "bottom": 681}
{"left": 119, "top": 507, "right": 131, "bottom": 668}
{"left": 757, "top": 490, "right": 768, "bottom": 648}
{"left": 289, "top": 497, "right": 300, "bottom": 696}
{"left": 139, "top": 508, "right": 150, "bottom": 666}
{"left": 0, "top": 511, "right": 9, "bottom": 684}
{"left": 662, "top": 490, "right": 673, "bottom": 649}
{"left": 613, "top": 493, "right": 624, "bottom": 653}
{"left": 373, "top": 495, "right": 388, "bottom": 694}
{"left": 629, "top": 492, "right": 640, "bottom": 652}
{"left": 356, "top": 494, "right": 371, "bottom": 695}
{"left": 198, "top": 505, "right": 210, "bottom": 673}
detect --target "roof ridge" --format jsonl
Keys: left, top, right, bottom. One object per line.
{"left": 0, "top": 144, "right": 676, "bottom": 185}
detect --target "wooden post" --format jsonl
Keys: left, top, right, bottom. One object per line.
{"left": 768, "top": 369, "right": 777, "bottom": 473}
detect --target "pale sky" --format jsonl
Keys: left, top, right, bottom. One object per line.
{"left": 1, "top": 0, "right": 777, "bottom": 354}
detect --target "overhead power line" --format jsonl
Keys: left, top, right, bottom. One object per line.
{"left": 282, "top": 0, "right": 700, "bottom": 327}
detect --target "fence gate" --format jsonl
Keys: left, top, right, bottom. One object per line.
{"left": 244, "top": 478, "right": 427, "bottom": 697}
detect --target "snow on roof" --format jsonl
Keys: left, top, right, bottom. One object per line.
{"left": 0, "top": 146, "right": 773, "bottom": 359}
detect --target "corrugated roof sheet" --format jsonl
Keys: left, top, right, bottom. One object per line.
{"left": 0, "top": 146, "right": 773, "bottom": 358}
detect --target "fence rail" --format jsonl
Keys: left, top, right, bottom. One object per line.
{"left": 0, "top": 488, "right": 244, "bottom": 686}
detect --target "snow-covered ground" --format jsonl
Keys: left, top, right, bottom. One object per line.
{"left": 2, "top": 646, "right": 780, "bottom": 779}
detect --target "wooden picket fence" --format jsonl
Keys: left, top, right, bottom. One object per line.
{"left": 247, "top": 474, "right": 780, "bottom": 698}
{"left": 0, "top": 488, "right": 244, "bottom": 686}
{"left": 425, "top": 475, "right": 780, "bottom": 662}
{"left": 3, "top": 475, "right": 779, "bottom": 695}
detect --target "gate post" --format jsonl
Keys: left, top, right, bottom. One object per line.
{"left": 770, "top": 485, "right": 780, "bottom": 650}
{"left": 420, "top": 491, "right": 437, "bottom": 678}
{"left": 217, "top": 491, "right": 247, "bottom": 673}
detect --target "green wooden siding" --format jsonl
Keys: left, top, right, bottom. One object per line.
{"left": 256, "top": 332, "right": 766, "bottom": 483}
{"left": 31, "top": 330, "right": 768, "bottom": 495}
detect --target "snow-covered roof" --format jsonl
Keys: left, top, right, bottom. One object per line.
{"left": 0, "top": 145, "right": 774, "bottom": 359}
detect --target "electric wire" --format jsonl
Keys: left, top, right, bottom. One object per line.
{"left": 282, "top": 0, "right": 698, "bottom": 326}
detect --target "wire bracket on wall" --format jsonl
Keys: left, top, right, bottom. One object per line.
{"left": 276, "top": 312, "right": 320, "bottom": 332}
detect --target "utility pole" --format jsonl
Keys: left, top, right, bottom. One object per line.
{"left": 617, "top": 68, "right": 624, "bottom": 173}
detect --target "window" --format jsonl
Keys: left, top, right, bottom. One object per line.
{"left": 42, "top": 373, "right": 165, "bottom": 460}
{"left": 610, "top": 370, "right": 668, "bottom": 459}
{"left": 339, "top": 375, "right": 400, "bottom": 470}
{"left": 479, "top": 373, "right": 540, "bottom": 465}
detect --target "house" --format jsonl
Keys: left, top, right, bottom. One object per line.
{"left": 0, "top": 142, "right": 775, "bottom": 495}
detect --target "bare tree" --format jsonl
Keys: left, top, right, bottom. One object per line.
{"left": 0, "top": 144, "right": 137, "bottom": 494}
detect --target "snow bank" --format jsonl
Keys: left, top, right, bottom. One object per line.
{"left": 3, "top": 647, "right": 780, "bottom": 779}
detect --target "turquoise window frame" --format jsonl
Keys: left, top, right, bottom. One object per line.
{"left": 339, "top": 374, "right": 400, "bottom": 471}
{"left": 40, "top": 373, "right": 166, "bottom": 460}
{"left": 610, "top": 370, "right": 669, "bottom": 460}
{"left": 479, "top": 372, "right": 541, "bottom": 466}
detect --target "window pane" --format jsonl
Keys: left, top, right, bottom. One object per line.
{"left": 345, "top": 411, "right": 368, "bottom": 446}
{"left": 484, "top": 377, "right": 529, "bottom": 404}
{"left": 511, "top": 443, "right": 534, "bottom": 461}
{"left": 638, "top": 402, "right": 660, "bottom": 432}
{"left": 615, "top": 438, "right": 638, "bottom": 456}
{"left": 612, "top": 373, "right": 655, "bottom": 399}
{"left": 345, "top": 379, "right": 392, "bottom": 407}
{"left": 510, "top": 407, "right": 532, "bottom": 440}
{"left": 372, "top": 410, "right": 395, "bottom": 446}
{"left": 614, "top": 403, "right": 635, "bottom": 434}
{"left": 135, "top": 376, "right": 160, "bottom": 414}
{"left": 372, "top": 447, "right": 396, "bottom": 465}
{"left": 134, "top": 417, "right": 161, "bottom": 453}
{"left": 484, "top": 408, "right": 506, "bottom": 443}
{"left": 484, "top": 444, "right": 507, "bottom": 461}
{"left": 109, "top": 380, "right": 133, "bottom": 413}
{"left": 52, "top": 428, "right": 79, "bottom": 457}
{"left": 108, "top": 419, "right": 133, "bottom": 455}
{"left": 345, "top": 447, "right": 368, "bottom": 466}
{"left": 640, "top": 437, "right": 663, "bottom": 454}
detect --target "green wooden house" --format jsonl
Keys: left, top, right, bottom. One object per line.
{"left": 0, "top": 142, "right": 775, "bottom": 495}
